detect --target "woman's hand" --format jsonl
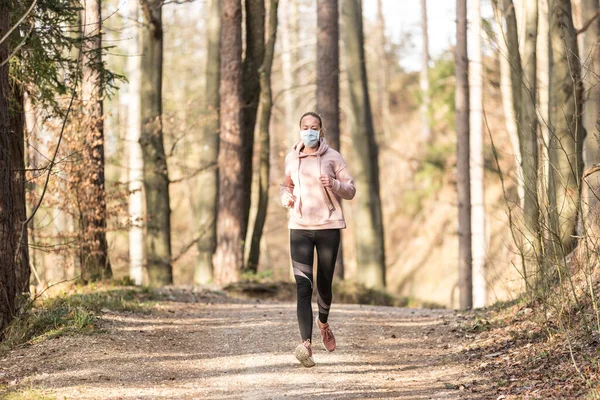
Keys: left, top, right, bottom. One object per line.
{"left": 282, "top": 192, "right": 296, "bottom": 208}
{"left": 320, "top": 174, "right": 334, "bottom": 189}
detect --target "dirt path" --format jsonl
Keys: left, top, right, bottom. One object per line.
{"left": 2, "top": 297, "right": 491, "bottom": 399}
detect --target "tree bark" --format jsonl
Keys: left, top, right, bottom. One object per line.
{"left": 195, "top": 0, "right": 221, "bottom": 284}
{"left": 548, "top": 0, "right": 585, "bottom": 258}
{"left": 317, "top": 0, "right": 344, "bottom": 279}
{"left": 469, "top": 0, "right": 486, "bottom": 308}
{"left": 420, "top": 0, "right": 431, "bottom": 143}
{"left": 247, "top": 0, "right": 279, "bottom": 273}
{"left": 341, "top": 0, "right": 386, "bottom": 289}
{"left": 496, "top": 0, "right": 542, "bottom": 288}
{"left": 581, "top": 0, "right": 600, "bottom": 239}
{"left": 240, "top": 0, "right": 265, "bottom": 251}
{"left": 9, "top": 84, "right": 30, "bottom": 293}
{"left": 0, "top": 0, "right": 17, "bottom": 334}
{"left": 281, "top": 0, "right": 299, "bottom": 148}
{"left": 126, "top": 0, "right": 144, "bottom": 285}
{"left": 213, "top": 0, "right": 245, "bottom": 284}
{"left": 80, "top": 0, "right": 112, "bottom": 281}
{"left": 456, "top": 0, "right": 472, "bottom": 309}
{"left": 139, "top": 0, "right": 172, "bottom": 286}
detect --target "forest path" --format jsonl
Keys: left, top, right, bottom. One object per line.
{"left": 2, "top": 296, "right": 490, "bottom": 399}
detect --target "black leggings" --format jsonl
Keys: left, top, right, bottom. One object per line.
{"left": 290, "top": 229, "right": 340, "bottom": 342}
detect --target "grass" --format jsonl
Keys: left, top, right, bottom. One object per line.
{"left": 1, "top": 284, "right": 154, "bottom": 350}
{"left": 1, "top": 388, "right": 57, "bottom": 400}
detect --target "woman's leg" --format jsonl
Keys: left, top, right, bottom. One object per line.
{"left": 290, "top": 229, "right": 315, "bottom": 342}
{"left": 314, "top": 229, "right": 340, "bottom": 324}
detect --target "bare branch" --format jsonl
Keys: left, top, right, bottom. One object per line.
{"left": 169, "top": 162, "right": 217, "bottom": 184}
{"left": 577, "top": 10, "right": 600, "bottom": 35}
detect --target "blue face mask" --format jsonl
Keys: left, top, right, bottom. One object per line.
{"left": 300, "top": 129, "right": 320, "bottom": 148}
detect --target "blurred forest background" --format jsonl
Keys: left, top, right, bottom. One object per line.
{"left": 1, "top": 0, "right": 599, "bottom": 320}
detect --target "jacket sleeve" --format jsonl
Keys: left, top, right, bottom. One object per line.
{"left": 280, "top": 153, "right": 295, "bottom": 206}
{"left": 332, "top": 163, "right": 356, "bottom": 200}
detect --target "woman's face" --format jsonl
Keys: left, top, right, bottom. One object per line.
{"left": 300, "top": 115, "right": 321, "bottom": 132}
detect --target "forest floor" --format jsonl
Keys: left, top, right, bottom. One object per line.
{"left": 0, "top": 285, "right": 497, "bottom": 400}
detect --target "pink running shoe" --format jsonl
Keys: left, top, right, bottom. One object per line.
{"left": 294, "top": 339, "right": 315, "bottom": 367}
{"left": 316, "top": 315, "right": 336, "bottom": 352}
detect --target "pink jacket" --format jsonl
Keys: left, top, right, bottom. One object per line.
{"left": 280, "top": 138, "right": 356, "bottom": 230}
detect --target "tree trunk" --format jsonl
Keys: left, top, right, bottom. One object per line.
{"left": 469, "top": 0, "right": 486, "bottom": 308}
{"left": 213, "top": 0, "right": 245, "bottom": 284}
{"left": 0, "top": 0, "right": 17, "bottom": 334}
{"left": 126, "top": 0, "right": 144, "bottom": 285}
{"left": 317, "top": 0, "right": 344, "bottom": 279}
{"left": 80, "top": 0, "right": 112, "bottom": 281}
{"left": 456, "top": 0, "right": 472, "bottom": 309}
{"left": 9, "top": 84, "right": 30, "bottom": 293}
{"left": 548, "top": 0, "right": 585, "bottom": 258}
{"left": 581, "top": 0, "right": 600, "bottom": 238}
{"left": 375, "top": 0, "right": 391, "bottom": 142}
{"left": 420, "top": 0, "right": 432, "bottom": 143}
{"left": 247, "top": 0, "right": 279, "bottom": 272}
{"left": 140, "top": 0, "right": 172, "bottom": 286}
{"left": 341, "top": 0, "right": 386, "bottom": 289}
{"left": 195, "top": 0, "right": 221, "bottom": 284}
{"left": 537, "top": 0, "right": 551, "bottom": 232}
{"left": 281, "top": 0, "right": 299, "bottom": 148}
{"left": 240, "top": 0, "right": 265, "bottom": 250}
{"left": 497, "top": 0, "right": 542, "bottom": 288}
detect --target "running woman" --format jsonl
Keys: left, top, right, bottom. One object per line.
{"left": 280, "top": 111, "right": 356, "bottom": 367}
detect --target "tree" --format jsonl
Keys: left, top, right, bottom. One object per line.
{"left": 420, "top": 0, "right": 431, "bottom": 142}
{"left": 456, "top": 0, "right": 472, "bottom": 309}
{"left": 195, "top": 0, "right": 221, "bottom": 284}
{"left": 495, "top": 0, "right": 541, "bottom": 288}
{"left": 341, "top": 0, "right": 386, "bottom": 289}
{"left": 317, "top": 0, "right": 344, "bottom": 279}
{"left": 469, "top": 0, "right": 486, "bottom": 308}
{"left": 280, "top": 0, "right": 299, "bottom": 148}
{"left": 247, "top": 0, "right": 279, "bottom": 272}
{"left": 240, "top": 0, "right": 265, "bottom": 252}
{"left": 581, "top": 0, "right": 600, "bottom": 237}
{"left": 80, "top": 0, "right": 112, "bottom": 281}
{"left": 125, "top": 0, "right": 144, "bottom": 285}
{"left": 140, "top": 0, "right": 172, "bottom": 286}
{"left": 213, "top": 0, "right": 245, "bottom": 284}
{"left": 0, "top": 0, "right": 17, "bottom": 333}
{"left": 9, "top": 84, "right": 30, "bottom": 293}
{"left": 548, "top": 0, "right": 585, "bottom": 258}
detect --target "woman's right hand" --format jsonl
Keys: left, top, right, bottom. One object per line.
{"left": 282, "top": 192, "right": 296, "bottom": 208}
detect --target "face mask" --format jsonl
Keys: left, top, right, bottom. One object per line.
{"left": 300, "top": 129, "right": 320, "bottom": 148}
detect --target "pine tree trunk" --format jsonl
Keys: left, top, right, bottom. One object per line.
{"left": 469, "top": 0, "right": 486, "bottom": 308}
{"left": 214, "top": 0, "right": 245, "bottom": 284}
{"left": 581, "top": 0, "right": 600, "bottom": 239}
{"left": 456, "top": 0, "right": 472, "bottom": 309}
{"left": 0, "top": 0, "right": 17, "bottom": 334}
{"left": 376, "top": 0, "right": 391, "bottom": 142}
{"left": 126, "top": 0, "right": 144, "bottom": 285}
{"left": 420, "top": 0, "right": 431, "bottom": 143}
{"left": 9, "top": 84, "right": 30, "bottom": 293}
{"left": 281, "top": 0, "right": 299, "bottom": 148}
{"left": 317, "top": 0, "right": 344, "bottom": 279}
{"left": 247, "top": 0, "right": 279, "bottom": 272}
{"left": 195, "top": 0, "right": 221, "bottom": 284}
{"left": 548, "top": 0, "right": 585, "bottom": 258}
{"left": 80, "top": 0, "right": 112, "bottom": 281}
{"left": 341, "top": 0, "right": 386, "bottom": 289}
{"left": 140, "top": 0, "right": 172, "bottom": 286}
{"left": 497, "top": 0, "right": 542, "bottom": 288}
{"left": 240, "top": 0, "right": 265, "bottom": 249}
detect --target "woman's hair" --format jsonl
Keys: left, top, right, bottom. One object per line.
{"left": 299, "top": 111, "right": 326, "bottom": 137}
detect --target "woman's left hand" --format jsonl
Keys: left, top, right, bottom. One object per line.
{"left": 320, "top": 174, "right": 334, "bottom": 189}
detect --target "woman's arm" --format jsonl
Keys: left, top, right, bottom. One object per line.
{"left": 332, "top": 164, "right": 356, "bottom": 200}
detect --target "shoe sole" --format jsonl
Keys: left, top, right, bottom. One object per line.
{"left": 294, "top": 344, "right": 315, "bottom": 368}
{"left": 315, "top": 315, "right": 336, "bottom": 352}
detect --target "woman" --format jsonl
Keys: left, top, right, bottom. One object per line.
{"left": 280, "top": 111, "right": 356, "bottom": 368}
